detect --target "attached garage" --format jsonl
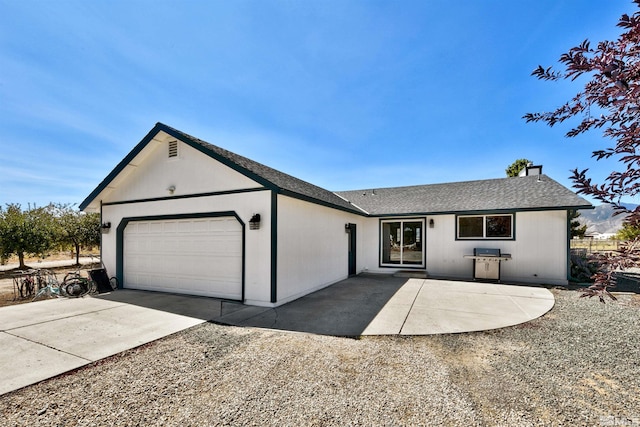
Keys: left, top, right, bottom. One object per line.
{"left": 120, "top": 214, "right": 244, "bottom": 300}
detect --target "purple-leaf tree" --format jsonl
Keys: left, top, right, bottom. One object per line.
{"left": 524, "top": 1, "right": 640, "bottom": 302}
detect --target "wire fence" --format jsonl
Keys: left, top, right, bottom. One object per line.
{"left": 570, "top": 239, "right": 640, "bottom": 291}
{"left": 570, "top": 239, "right": 622, "bottom": 255}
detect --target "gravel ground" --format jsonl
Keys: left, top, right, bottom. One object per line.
{"left": 1, "top": 288, "right": 639, "bottom": 426}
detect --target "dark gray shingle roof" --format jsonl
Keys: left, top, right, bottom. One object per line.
{"left": 81, "top": 123, "right": 592, "bottom": 215}
{"left": 159, "top": 124, "right": 364, "bottom": 214}
{"left": 336, "top": 175, "right": 592, "bottom": 215}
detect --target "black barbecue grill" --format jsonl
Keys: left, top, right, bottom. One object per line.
{"left": 463, "top": 248, "right": 512, "bottom": 281}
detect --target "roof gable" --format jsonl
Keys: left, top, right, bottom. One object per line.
{"left": 80, "top": 123, "right": 364, "bottom": 214}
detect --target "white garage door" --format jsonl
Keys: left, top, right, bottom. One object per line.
{"left": 123, "top": 216, "right": 243, "bottom": 300}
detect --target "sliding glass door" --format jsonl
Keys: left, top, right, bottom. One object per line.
{"left": 381, "top": 219, "right": 424, "bottom": 267}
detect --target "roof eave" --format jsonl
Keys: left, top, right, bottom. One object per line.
{"left": 368, "top": 203, "right": 594, "bottom": 217}
{"left": 79, "top": 123, "right": 166, "bottom": 211}
{"left": 278, "top": 189, "right": 368, "bottom": 216}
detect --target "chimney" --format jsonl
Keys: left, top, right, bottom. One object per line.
{"left": 519, "top": 163, "right": 542, "bottom": 177}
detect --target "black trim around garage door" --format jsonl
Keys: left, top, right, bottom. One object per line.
{"left": 115, "top": 211, "right": 245, "bottom": 301}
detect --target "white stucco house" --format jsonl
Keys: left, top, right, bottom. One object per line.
{"left": 80, "top": 123, "right": 593, "bottom": 307}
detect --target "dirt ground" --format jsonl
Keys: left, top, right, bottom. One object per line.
{"left": 0, "top": 253, "right": 101, "bottom": 307}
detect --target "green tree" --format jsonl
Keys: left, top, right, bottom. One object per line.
{"left": 0, "top": 204, "right": 58, "bottom": 269}
{"left": 617, "top": 221, "right": 640, "bottom": 241}
{"left": 569, "top": 210, "right": 588, "bottom": 238}
{"left": 52, "top": 204, "right": 100, "bottom": 265}
{"left": 505, "top": 159, "right": 532, "bottom": 177}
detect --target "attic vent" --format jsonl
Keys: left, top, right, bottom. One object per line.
{"left": 168, "top": 140, "right": 178, "bottom": 158}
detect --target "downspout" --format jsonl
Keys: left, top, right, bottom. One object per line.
{"left": 270, "top": 190, "right": 278, "bottom": 304}
{"left": 566, "top": 209, "right": 572, "bottom": 283}
{"left": 99, "top": 201, "right": 103, "bottom": 266}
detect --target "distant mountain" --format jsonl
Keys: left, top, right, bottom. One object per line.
{"left": 577, "top": 203, "right": 638, "bottom": 235}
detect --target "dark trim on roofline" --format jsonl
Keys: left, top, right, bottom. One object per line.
{"left": 79, "top": 122, "right": 279, "bottom": 211}
{"left": 80, "top": 123, "right": 366, "bottom": 216}
{"left": 169, "top": 124, "right": 365, "bottom": 215}
{"left": 81, "top": 123, "right": 593, "bottom": 219}
{"left": 80, "top": 123, "right": 164, "bottom": 210}
{"left": 115, "top": 211, "right": 246, "bottom": 302}
{"left": 101, "top": 187, "right": 268, "bottom": 207}
{"left": 278, "top": 189, "right": 366, "bottom": 216}
{"left": 369, "top": 204, "right": 594, "bottom": 218}
{"left": 164, "top": 126, "right": 280, "bottom": 192}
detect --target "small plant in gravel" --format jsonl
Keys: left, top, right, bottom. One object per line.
{"left": 570, "top": 252, "right": 598, "bottom": 284}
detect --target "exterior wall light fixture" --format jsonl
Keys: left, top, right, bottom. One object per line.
{"left": 101, "top": 222, "right": 112, "bottom": 233}
{"left": 345, "top": 223, "right": 351, "bottom": 233}
{"left": 429, "top": 219, "right": 435, "bottom": 228}
{"left": 167, "top": 185, "right": 176, "bottom": 195}
{"left": 249, "top": 214, "right": 261, "bottom": 230}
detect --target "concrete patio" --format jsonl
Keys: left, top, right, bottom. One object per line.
{"left": 210, "top": 274, "right": 555, "bottom": 335}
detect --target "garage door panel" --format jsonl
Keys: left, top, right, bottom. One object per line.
{"left": 125, "top": 271, "right": 242, "bottom": 299}
{"left": 128, "top": 275, "right": 240, "bottom": 300}
{"left": 123, "top": 216, "right": 243, "bottom": 300}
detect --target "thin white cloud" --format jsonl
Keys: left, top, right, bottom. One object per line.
{"left": 0, "top": 0, "right": 633, "bottom": 208}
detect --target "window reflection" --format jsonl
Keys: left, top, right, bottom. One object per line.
{"left": 381, "top": 220, "right": 423, "bottom": 265}
{"left": 457, "top": 214, "right": 513, "bottom": 239}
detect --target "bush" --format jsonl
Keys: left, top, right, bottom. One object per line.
{"left": 570, "top": 252, "right": 598, "bottom": 283}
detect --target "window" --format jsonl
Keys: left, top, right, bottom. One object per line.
{"left": 457, "top": 214, "right": 513, "bottom": 239}
{"left": 381, "top": 219, "right": 424, "bottom": 266}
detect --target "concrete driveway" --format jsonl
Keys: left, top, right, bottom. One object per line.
{"left": 0, "top": 274, "right": 554, "bottom": 396}
{"left": 0, "top": 297, "right": 206, "bottom": 395}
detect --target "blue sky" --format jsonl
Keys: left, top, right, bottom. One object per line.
{"left": 0, "top": 0, "right": 634, "bottom": 208}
